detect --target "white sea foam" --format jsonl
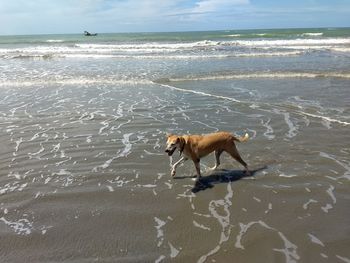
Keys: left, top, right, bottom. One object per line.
{"left": 98, "top": 120, "right": 110, "bottom": 135}
{"left": 159, "top": 83, "right": 241, "bottom": 103}
{"left": 119, "top": 133, "right": 133, "bottom": 157}
{"left": 235, "top": 220, "right": 299, "bottom": 262}
{"left": 8, "top": 172, "right": 22, "bottom": 180}
{"left": 253, "top": 196, "right": 261, "bottom": 202}
{"left": 76, "top": 40, "right": 219, "bottom": 50}
{"left": 261, "top": 118, "right": 275, "bottom": 140}
{"left": 0, "top": 181, "right": 28, "bottom": 195}
{"left": 154, "top": 217, "right": 166, "bottom": 247}
{"left": 3, "top": 51, "right": 305, "bottom": 60}
{"left": 273, "top": 231, "right": 300, "bottom": 263}
{"left": 108, "top": 177, "right": 134, "bottom": 188}
{"left": 295, "top": 111, "right": 350, "bottom": 126}
{"left": 193, "top": 220, "right": 211, "bottom": 231}
{"left": 265, "top": 203, "right": 273, "bottom": 214}
{"left": 166, "top": 72, "right": 350, "bottom": 82}
{"left": 307, "top": 233, "right": 325, "bottom": 247}
{"left": 274, "top": 109, "right": 298, "bottom": 138}
{"left": 168, "top": 242, "right": 180, "bottom": 258}
{"left": 321, "top": 204, "right": 333, "bottom": 213}
{"left": 198, "top": 183, "right": 233, "bottom": 263}
{"left": 336, "top": 255, "right": 350, "bottom": 263}
{"left": 92, "top": 157, "right": 114, "bottom": 172}
{"left": 301, "top": 33, "right": 323, "bottom": 37}
{"left": 106, "top": 185, "right": 114, "bottom": 192}
{"left": 46, "top": 39, "right": 64, "bottom": 43}
{"left": 54, "top": 169, "right": 74, "bottom": 187}
{"left": 155, "top": 255, "right": 166, "bottom": 263}
{"left": 303, "top": 199, "right": 318, "bottom": 210}
{"left": 0, "top": 217, "right": 33, "bottom": 235}
{"left": 155, "top": 80, "right": 350, "bottom": 133}
{"left": 7, "top": 38, "right": 345, "bottom": 55}
{"left": 14, "top": 137, "right": 23, "bottom": 155}
{"left": 28, "top": 143, "right": 45, "bottom": 157}
{"left": 319, "top": 152, "right": 350, "bottom": 180}
{"left": 233, "top": 51, "right": 303, "bottom": 57}
{"left": 11, "top": 41, "right": 217, "bottom": 57}
{"left": 227, "top": 34, "right": 241, "bottom": 37}
{"left": 51, "top": 143, "right": 60, "bottom": 153}
{"left": 92, "top": 133, "right": 133, "bottom": 172}
{"left": 235, "top": 220, "right": 273, "bottom": 249}
{"left": 2, "top": 71, "right": 350, "bottom": 88}
{"left": 137, "top": 184, "right": 157, "bottom": 188}
{"left": 279, "top": 173, "right": 298, "bottom": 178}
{"left": 331, "top": 47, "right": 350, "bottom": 53}
{"left": 2, "top": 36, "right": 349, "bottom": 61}
{"left": 0, "top": 78, "right": 153, "bottom": 87}
{"left": 64, "top": 54, "right": 121, "bottom": 59}
{"left": 321, "top": 253, "right": 328, "bottom": 258}
{"left": 231, "top": 38, "right": 350, "bottom": 47}
{"left": 326, "top": 185, "right": 336, "bottom": 204}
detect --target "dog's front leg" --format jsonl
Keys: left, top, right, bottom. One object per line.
{"left": 171, "top": 157, "right": 187, "bottom": 177}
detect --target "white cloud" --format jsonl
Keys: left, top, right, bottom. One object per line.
{"left": 192, "top": 0, "right": 250, "bottom": 14}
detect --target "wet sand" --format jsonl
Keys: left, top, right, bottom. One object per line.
{"left": 0, "top": 76, "right": 349, "bottom": 262}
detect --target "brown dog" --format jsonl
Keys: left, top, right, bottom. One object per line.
{"left": 165, "top": 131, "right": 250, "bottom": 181}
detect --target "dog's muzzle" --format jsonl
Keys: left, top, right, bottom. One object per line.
{"left": 165, "top": 147, "right": 176, "bottom": 156}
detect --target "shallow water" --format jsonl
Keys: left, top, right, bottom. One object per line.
{"left": 1, "top": 29, "right": 350, "bottom": 262}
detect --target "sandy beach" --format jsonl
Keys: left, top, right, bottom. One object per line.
{"left": 1, "top": 29, "right": 350, "bottom": 262}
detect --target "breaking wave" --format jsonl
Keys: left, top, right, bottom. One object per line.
{"left": 2, "top": 70, "right": 350, "bottom": 88}
{"left": 160, "top": 71, "right": 350, "bottom": 82}
{"left": 1, "top": 37, "right": 349, "bottom": 60}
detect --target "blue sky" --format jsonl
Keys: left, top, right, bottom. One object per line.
{"left": 0, "top": 0, "right": 349, "bottom": 35}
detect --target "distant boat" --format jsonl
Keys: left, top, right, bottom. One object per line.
{"left": 84, "top": 31, "right": 98, "bottom": 36}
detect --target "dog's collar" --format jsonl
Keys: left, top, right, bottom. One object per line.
{"left": 179, "top": 144, "right": 185, "bottom": 156}
{"left": 178, "top": 136, "right": 186, "bottom": 157}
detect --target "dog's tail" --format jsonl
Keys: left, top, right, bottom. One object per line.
{"left": 234, "top": 133, "right": 249, "bottom": 142}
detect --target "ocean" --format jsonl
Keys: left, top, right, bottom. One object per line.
{"left": 0, "top": 28, "right": 349, "bottom": 262}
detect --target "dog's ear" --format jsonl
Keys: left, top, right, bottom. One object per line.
{"left": 165, "top": 132, "right": 172, "bottom": 138}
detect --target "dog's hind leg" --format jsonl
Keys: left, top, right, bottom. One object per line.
{"left": 211, "top": 149, "right": 223, "bottom": 170}
{"left": 225, "top": 145, "right": 250, "bottom": 175}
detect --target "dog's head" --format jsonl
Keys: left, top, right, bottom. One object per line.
{"left": 165, "top": 134, "right": 183, "bottom": 156}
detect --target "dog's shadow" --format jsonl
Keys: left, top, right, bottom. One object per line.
{"left": 175, "top": 166, "right": 267, "bottom": 193}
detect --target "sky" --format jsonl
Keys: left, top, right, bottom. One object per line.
{"left": 0, "top": 0, "right": 349, "bottom": 35}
